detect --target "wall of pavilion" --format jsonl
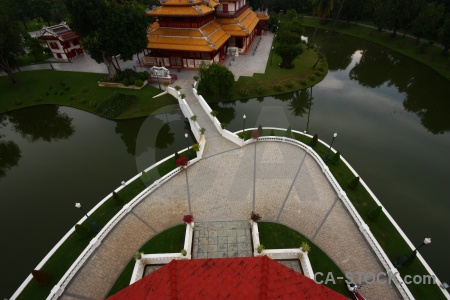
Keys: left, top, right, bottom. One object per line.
{"left": 144, "top": 0, "right": 268, "bottom": 69}
{"left": 39, "top": 22, "right": 84, "bottom": 60}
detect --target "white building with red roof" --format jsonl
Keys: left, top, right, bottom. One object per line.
{"left": 38, "top": 22, "right": 84, "bottom": 60}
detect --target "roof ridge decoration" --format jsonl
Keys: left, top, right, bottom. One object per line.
{"left": 193, "top": 5, "right": 202, "bottom": 13}
{"left": 146, "top": 5, "right": 161, "bottom": 13}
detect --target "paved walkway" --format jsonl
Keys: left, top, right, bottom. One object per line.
{"left": 8, "top": 32, "right": 400, "bottom": 300}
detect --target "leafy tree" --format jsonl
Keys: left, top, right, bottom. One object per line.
{"left": 312, "top": 0, "right": 334, "bottom": 23}
{"left": 373, "top": 0, "right": 417, "bottom": 37}
{"left": 197, "top": 62, "right": 234, "bottom": 97}
{"left": 411, "top": 2, "right": 444, "bottom": 44}
{"left": 0, "top": 0, "right": 24, "bottom": 85}
{"left": 50, "top": 0, "right": 69, "bottom": 23}
{"left": 0, "top": 138, "right": 22, "bottom": 177}
{"left": 66, "top": 0, "right": 148, "bottom": 81}
{"left": 438, "top": 14, "right": 450, "bottom": 55}
{"left": 24, "top": 35, "right": 47, "bottom": 62}
{"left": 11, "top": 0, "right": 34, "bottom": 29}
{"left": 274, "top": 23, "right": 304, "bottom": 68}
{"left": 32, "top": 0, "right": 53, "bottom": 25}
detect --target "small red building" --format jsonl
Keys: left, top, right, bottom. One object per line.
{"left": 39, "top": 22, "right": 84, "bottom": 60}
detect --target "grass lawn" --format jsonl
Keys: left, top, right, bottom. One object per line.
{"left": 16, "top": 150, "right": 193, "bottom": 300}
{"left": 203, "top": 47, "right": 328, "bottom": 102}
{"left": 250, "top": 129, "right": 446, "bottom": 300}
{"left": 258, "top": 222, "right": 352, "bottom": 297}
{"left": 302, "top": 17, "right": 450, "bottom": 80}
{"left": 0, "top": 70, "right": 178, "bottom": 119}
{"left": 106, "top": 224, "right": 186, "bottom": 297}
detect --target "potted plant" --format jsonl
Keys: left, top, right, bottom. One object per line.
{"left": 257, "top": 244, "right": 265, "bottom": 254}
{"left": 181, "top": 249, "right": 187, "bottom": 256}
{"left": 210, "top": 110, "right": 218, "bottom": 117}
{"left": 176, "top": 156, "right": 189, "bottom": 170}
{"left": 250, "top": 211, "right": 262, "bottom": 222}
{"left": 200, "top": 127, "right": 206, "bottom": 135}
{"left": 190, "top": 115, "right": 197, "bottom": 122}
{"left": 134, "top": 252, "right": 143, "bottom": 260}
{"left": 301, "top": 242, "right": 311, "bottom": 253}
{"left": 183, "top": 214, "right": 194, "bottom": 223}
{"left": 174, "top": 85, "right": 181, "bottom": 91}
{"left": 180, "top": 93, "right": 186, "bottom": 99}
{"left": 192, "top": 143, "right": 200, "bottom": 152}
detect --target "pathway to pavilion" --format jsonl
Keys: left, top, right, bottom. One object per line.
{"left": 29, "top": 32, "right": 401, "bottom": 300}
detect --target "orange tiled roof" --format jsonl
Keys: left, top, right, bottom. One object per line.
{"left": 216, "top": 8, "right": 259, "bottom": 37}
{"left": 147, "top": 20, "right": 229, "bottom": 52}
{"left": 257, "top": 12, "right": 269, "bottom": 21}
{"left": 107, "top": 256, "right": 349, "bottom": 300}
{"left": 147, "top": 4, "right": 213, "bottom": 16}
{"left": 207, "top": 0, "right": 219, "bottom": 8}
{"left": 159, "top": 0, "right": 202, "bottom": 5}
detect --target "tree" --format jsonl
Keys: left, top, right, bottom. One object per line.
{"left": 411, "top": 2, "right": 444, "bottom": 44}
{"left": 11, "top": 0, "right": 34, "bottom": 29}
{"left": 24, "top": 35, "right": 47, "bottom": 62}
{"left": 312, "top": 0, "right": 334, "bottom": 23}
{"left": 274, "top": 22, "right": 304, "bottom": 68}
{"left": 197, "top": 62, "right": 234, "bottom": 97}
{"left": 66, "top": 0, "right": 148, "bottom": 81}
{"left": 438, "top": 14, "right": 450, "bottom": 55}
{"left": 348, "top": 176, "right": 360, "bottom": 190}
{"left": 32, "top": 0, "right": 53, "bottom": 25}
{"left": 0, "top": 0, "right": 24, "bottom": 85}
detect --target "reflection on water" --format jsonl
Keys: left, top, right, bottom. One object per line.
{"left": 0, "top": 139, "right": 21, "bottom": 177}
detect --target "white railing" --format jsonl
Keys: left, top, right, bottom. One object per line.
{"left": 250, "top": 221, "right": 314, "bottom": 280}
{"left": 129, "top": 222, "right": 194, "bottom": 284}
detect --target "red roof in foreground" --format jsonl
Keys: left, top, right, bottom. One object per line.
{"left": 108, "top": 256, "right": 348, "bottom": 300}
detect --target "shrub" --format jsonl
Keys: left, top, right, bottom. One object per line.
{"left": 318, "top": 66, "right": 325, "bottom": 72}
{"left": 122, "top": 78, "right": 130, "bottom": 86}
{"left": 174, "top": 85, "right": 181, "bottom": 91}
{"left": 89, "top": 101, "right": 97, "bottom": 107}
{"left": 348, "top": 176, "right": 360, "bottom": 190}
{"left": 95, "top": 93, "right": 137, "bottom": 118}
{"left": 134, "top": 79, "right": 143, "bottom": 87}
{"left": 128, "top": 76, "right": 136, "bottom": 84}
{"left": 368, "top": 206, "right": 383, "bottom": 221}
{"left": 210, "top": 110, "right": 218, "bottom": 117}
{"left": 123, "top": 68, "right": 138, "bottom": 78}
{"left": 309, "top": 75, "right": 316, "bottom": 81}
{"left": 138, "top": 72, "right": 146, "bottom": 80}
{"left": 256, "top": 86, "right": 265, "bottom": 94}
{"left": 32, "top": 270, "right": 52, "bottom": 286}
{"left": 193, "top": 76, "right": 199, "bottom": 81}
{"left": 315, "top": 71, "right": 322, "bottom": 77}
{"left": 221, "top": 123, "right": 227, "bottom": 129}
{"left": 143, "top": 71, "right": 149, "bottom": 78}
{"left": 309, "top": 134, "right": 318, "bottom": 147}
{"left": 112, "top": 191, "right": 123, "bottom": 205}
{"left": 176, "top": 156, "right": 189, "bottom": 169}
{"left": 183, "top": 214, "right": 194, "bottom": 223}
{"left": 75, "top": 224, "right": 91, "bottom": 239}
{"left": 163, "top": 82, "right": 170, "bottom": 88}
{"left": 192, "top": 143, "right": 200, "bottom": 151}
{"left": 180, "top": 93, "right": 186, "bottom": 99}
{"left": 239, "top": 89, "right": 250, "bottom": 97}
{"left": 200, "top": 127, "right": 206, "bottom": 135}
{"left": 134, "top": 252, "right": 142, "bottom": 260}
{"left": 285, "top": 81, "right": 294, "bottom": 88}
{"left": 250, "top": 211, "right": 262, "bottom": 222}
{"left": 301, "top": 241, "right": 311, "bottom": 253}
{"left": 190, "top": 115, "right": 197, "bottom": 122}
{"left": 300, "top": 80, "right": 308, "bottom": 86}
{"left": 181, "top": 249, "right": 187, "bottom": 256}
{"left": 257, "top": 244, "right": 265, "bottom": 253}
{"left": 331, "top": 151, "right": 341, "bottom": 165}
{"left": 274, "top": 84, "right": 284, "bottom": 91}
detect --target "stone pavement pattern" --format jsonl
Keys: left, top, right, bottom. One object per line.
{"left": 62, "top": 143, "right": 400, "bottom": 300}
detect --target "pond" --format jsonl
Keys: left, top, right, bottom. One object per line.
{"left": 0, "top": 105, "right": 192, "bottom": 298}
{"left": 210, "top": 29, "right": 450, "bottom": 283}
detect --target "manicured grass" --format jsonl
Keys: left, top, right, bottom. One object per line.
{"left": 303, "top": 17, "right": 450, "bottom": 80}
{"left": 106, "top": 224, "right": 186, "bottom": 297}
{"left": 258, "top": 222, "right": 352, "bottom": 297}
{"left": 0, "top": 70, "right": 178, "bottom": 118}
{"left": 203, "top": 48, "right": 328, "bottom": 102}
{"left": 15, "top": 151, "right": 193, "bottom": 300}
{"left": 254, "top": 129, "right": 446, "bottom": 300}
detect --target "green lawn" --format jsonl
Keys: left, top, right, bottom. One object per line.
{"left": 16, "top": 151, "right": 192, "bottom": 300}
{"left": 258, "top": 222, "right": 352, "bottom": 297}
{"left": 302, "top": 17, "right": 450, "bottom": 80}
{"left": 250, "top": 129, "right": 445, "bottom": 300}
{"left": 0, "top": 70, "right": 178, "bottom": 118}
{"left": 106, "top": 224, "right": 186, "bottom": 297}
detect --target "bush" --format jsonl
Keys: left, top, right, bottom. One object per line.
{"left": 221, "top": 123, "right": 227, "bottom": 129}
{"left": 256, "top": 86, "right": 265, "bottom": 94}
{"left": 285, "top": 81, "right": 294, "bottom": 88}
{"left": 181, "top": 249, "right": 187, "bottom": 256}
{"left": 174, "top": 85, "right": 181, "bottom": 91}
{"left": 200, "top": 127, "right": 206, "bottom": 134}
{"left": 190, "top": 115, "right": 197, "bottom": 122}
{"left": 123, "top": 68, "right": 138, "bottom": 78}
{"left": 138, "top": 72, "right": 146, "bottom": 80}
{"left": 274, "top": 84, "right": 284, "bottom": 91}
{"left": 210, "top": 110, "right": 218, "bottom": 117}
{"left": 309, "top": 75, "right": 316, "bottom": 81}
{"left": 315, "top": 71, "right": 322, "bottom": 77}
{"left": 192, "top": 143, "right": 200, "bottom": 151}
{"left": 122, "top": 78, "right": 130, "bottom": 86}
{"left": 75, "top": 224, "right": 91, "bottom": 239}
{"left": 300, "top": 80, "right": 307, "bottom": 86}
{"left": 301, "top": 241, "right": 311, "bottom": 253}
{"left": 239, "top": 89, "right": 250, "bottom": 97}
{"left": 128, "top": 76, "right": 136, "bottom": 84}
{"left": 257, "top": 244, "right": 265, "bottom": 253}
{"left": 134, "top": 79, "right": 144, "bottom": 87}
{"left": 250, "top": 211, "right": 262, "bottom": 222}
{"left": 368, "top": 206, "right": 382, "bottom": 221}
{"left": 143, "top": 71, "right": 149, "bottom": 78}
{"left": 348, "top": 176, "right": 360, "bottom": 190}
{"left": 112, "top": 191, "right": 123, "bottom": 205}
{"left": 309, "top": 134, "right": 318, "bottom": 147}
{"left": 32, "top": 270, "right": 52, "bottom": 286}
{"left": 95, "top": 93, "right": 137, "bottom": 118}
{"left": 331, "top": 151, "right": 341, "bottom": 165}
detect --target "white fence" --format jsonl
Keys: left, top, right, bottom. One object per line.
{"left": 250, "top": 221, "right": 315, "bottom": 280}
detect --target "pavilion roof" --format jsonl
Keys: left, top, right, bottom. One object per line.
{"left": 216, "top": 8, "right": 259, "bottom": 37}
{"left": 107, "top": 256, "right": 349, "bottom": 299}
{"left": 147, "top": 20, "right": 229, "bottom": 52}
{"left": 147, "top": 4, "right": 214, "bottom": 16}
{"left": 38, "top": 22, "right": 79, "bottom": 42}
